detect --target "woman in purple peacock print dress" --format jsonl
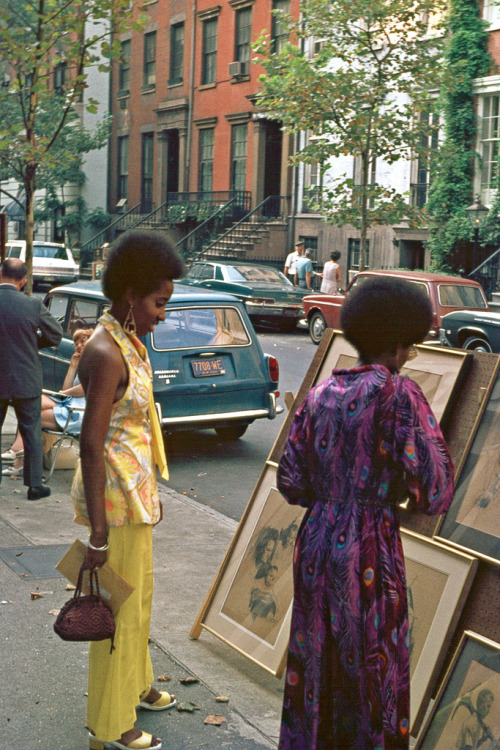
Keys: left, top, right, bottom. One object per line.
{"left": 277, "top": 277, "right": 455, "bottom": 750}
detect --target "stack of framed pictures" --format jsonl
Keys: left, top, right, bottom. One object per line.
{"left": 191, "top": 330, "right": 500, "bottom": 742}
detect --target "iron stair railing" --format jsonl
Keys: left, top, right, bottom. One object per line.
{"left": 175, "top": 194, "right": 250, "bottom": 262}
{"left": 192, "top": 195, "right": 290, "bottom": 262}
{"left": 468, "top": 247, "right": 500, "bottom": 300}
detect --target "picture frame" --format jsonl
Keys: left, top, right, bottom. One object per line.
{"left": 401, "top": 530, "right": 478, "bottom": 735}
{"left": 190, "top": 460, "right": 305, "bottom": 677}
{"left": 435, "top": 359, "right": 500, "bottom": 566}
{"left": 190, "top": 472, "right": 477, "bottom": 695}
{"left": 314, "top": 332, "right": 472, "bottom": 425}
{"left": 414, "top": 631, "right": 500, "bottom": 750}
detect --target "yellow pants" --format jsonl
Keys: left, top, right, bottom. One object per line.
{"left": 87, "top": 523, "right": 154, "bottom": 742}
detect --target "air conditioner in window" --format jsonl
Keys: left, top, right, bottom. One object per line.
{"left": 229, "top": 61, "right": 249, "bottom": 77}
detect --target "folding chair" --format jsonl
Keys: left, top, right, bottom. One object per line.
{"left": 42, "top": 389, "right": 84, "bottom": 483}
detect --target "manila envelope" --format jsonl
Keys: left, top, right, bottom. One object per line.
{"left": 56, "top": 539, "right": 135, "bottom": 615}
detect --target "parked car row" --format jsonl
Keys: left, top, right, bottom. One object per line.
{"left": 40, "top": 281, "right": 283, "bottom": 441}
{"left": 183, "top": 260, "right": 309, "bottom": 330}
{"left": 301, "top": 269, "right": 490, "bottom": 345}
{"left": 5, "top": 240, "right": 79, "bottom": 289}
{"left": 439, "top": 309, "right": 500, "bottom": 352}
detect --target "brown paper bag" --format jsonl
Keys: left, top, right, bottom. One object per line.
{"left": 56, "top": 539, "right": 135, "bottom": 615}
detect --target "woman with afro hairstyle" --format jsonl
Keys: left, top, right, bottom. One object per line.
{"left": 277, "top": 276, "right": 454, "bottom": 749}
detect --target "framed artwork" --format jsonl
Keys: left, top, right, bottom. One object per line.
{"left": 401, "top": 530, "right": 478, "bottom": 734}
{"left": 190, "top": 461, "right": 304, "bottom": 677}
{"left": 435, "top": 360, "right": 500, "bottom": 565}
{"left": 414, "top": 631, "right": 500, "bottom": 750}
{"left": 314, "top": 332, "right": 471, "bottom": 425}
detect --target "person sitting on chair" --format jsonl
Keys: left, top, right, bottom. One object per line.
{"left": 2, "top": 328, "right": 93, "bottom": 477}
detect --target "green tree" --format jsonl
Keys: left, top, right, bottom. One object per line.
{"left": 255, "top": 0, "right": 448, "bottom": 270}
{"left": 0, "top": 0, "right": 140, "bottom": 293}
{"left": 426, "top": 0, "right": 491, "bottom": 272}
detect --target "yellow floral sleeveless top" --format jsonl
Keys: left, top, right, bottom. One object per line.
{"left": 71, "top": 311, "right": 165, "bottom": 527}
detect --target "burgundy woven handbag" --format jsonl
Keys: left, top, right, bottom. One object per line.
{"left": 54, "top": 566, "right": 115, "bottom": 652}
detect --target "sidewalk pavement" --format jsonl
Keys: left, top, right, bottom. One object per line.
{"left": 0, "top": 407, "right": 283, "bottom": 750}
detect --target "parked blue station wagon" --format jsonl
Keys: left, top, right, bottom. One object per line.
{"left": 40, "top": 281, "right": 283, "bottom": 440}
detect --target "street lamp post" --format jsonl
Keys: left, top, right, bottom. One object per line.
{"left": 465, "top": 195, "right": 489, "bottom": 274}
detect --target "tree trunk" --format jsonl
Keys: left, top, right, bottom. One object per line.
{"left": 359, "top": 150, "right": 369, "bottom": 272}
{"left": 24, "top": 168, "right": 36, "bottom": 296}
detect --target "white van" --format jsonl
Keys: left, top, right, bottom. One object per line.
{"left": 5, "top": 240, "right": 79, "bottom": 289}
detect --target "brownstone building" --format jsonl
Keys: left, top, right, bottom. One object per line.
{"left": 106, "top": 0, "right": 299, "bottom": 265}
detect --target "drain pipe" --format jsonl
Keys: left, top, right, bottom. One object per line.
{"left": 185, "top": 0, "right": 197, "bottom": 190}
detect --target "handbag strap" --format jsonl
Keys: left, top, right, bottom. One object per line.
{"left": 74, "top": 565, "right": 102, "bottom": 599}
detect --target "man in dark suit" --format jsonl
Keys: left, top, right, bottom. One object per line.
{"left": 0, "top": 258, "right": 63, "bottom": 500}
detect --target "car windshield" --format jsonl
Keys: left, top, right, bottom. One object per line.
{"left": 152, "top": 306, "right": 251, "bottom": 350}
{"left": 34, "top": 244, "right": 68, "bottom": 260}
{"left": 226, "top": 265, "right": 288, "bottom": 284}
{"left": 438, "top": 284, "right": 487, "bottom": 308}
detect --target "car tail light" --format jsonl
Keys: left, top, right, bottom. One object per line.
{"left": 268, "top": 356, "right": 279, "bottom": 383}
{"left": 429, "top": 312, "right": 439, "bottom": 337}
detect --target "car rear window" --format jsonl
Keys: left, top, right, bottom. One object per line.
{"left": 228, "top": 265, "right": 285, "bottom": 284}
{"left": 438, "top": 284, "right": 487, "bottom": 308}
{"left": 152, "top": 306, "right": 250, "bottom": 350}
{"left": 6, "top": 245, "right": 22, "bottom": 258}
{"left": 349, "top": 275, "right": 429, "bottom": 298}
{"left": 34, "top": 244, "right": 68, "bottom": 260}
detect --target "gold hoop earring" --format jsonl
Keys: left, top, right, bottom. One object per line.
{"left": 123, "top": 305, "right": 136, "bottom": 336}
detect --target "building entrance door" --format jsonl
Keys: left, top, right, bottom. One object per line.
{"left": 263, "top": 121, "right": 282, "bottom": 216}
{"left": 166, "top": 129, "right": 180, "bottom": 195}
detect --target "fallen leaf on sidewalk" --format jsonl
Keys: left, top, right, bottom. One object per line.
{"left": 215, "top": 696, "right": 229, "bottom": 703}
{"left": 30, "top": 592, "right": 44, "bottom": 600}
{"left": 49, "top": 608, "right": 60, "bottom": 616}
{"left": 157, "top": 675, "right": 171, "bottom": 682}
{"left": 204, "top": 715, "right": 227, "bottom": 726}
{"left": 179, "top": 677, "right": 199, "bottom": 685}
{"left": 65, "top": 584, "right": 76, "bottom": 591}
{"left": 177, "top": 702, "right": 200, "bottom": 713}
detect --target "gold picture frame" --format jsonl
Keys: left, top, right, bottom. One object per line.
{"left": 191, "top": 332, "right": 473, "bottom": 680}
{"left": 190, "top": 461, "right": 303, "bottom": 677}
{"left": 435, "top": 358, "right": 500, "bottom": 566}
{"left": 313, "top": 332, "right": 472, "bottom": 425}
{"left": 414, "top": 631, "right": 500, "bottom": 749}
{"left": 402, "top": 530, "right": 478, "bottom": 735}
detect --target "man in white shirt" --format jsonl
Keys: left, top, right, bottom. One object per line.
{"left": 284, "top": 241, "right": 304, "bottom": 285}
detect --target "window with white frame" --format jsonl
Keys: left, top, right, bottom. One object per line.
{"left": 198, "top": 128, "right": 214, "bottom": 193}
{"left": 119, "top": 40, "right": 131, "bottom": 93}
{"left": 271, "top": 0, "right": 290, "bottom": 54}
{"left": 143, "top": 31, "right": 156, "bottom": 88}
{"left": 235, "top": 7, "right": 252, "bottom": 63}
{"left": 412, "top": 109, "right": 439, "bottom": 209}
{"left": 231, "top": 124, "right": 247, "bottom": 192}
{"left": 118, "top": 135, "right": 129, "bottom": 201}
{"left": 480, "top": 95, "right": 500, "bottom": 197}
{"left": 483, "top": 0, "right": 500, "bottom": 29}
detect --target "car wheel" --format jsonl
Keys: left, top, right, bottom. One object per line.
{"left": 215, "top": 425, "right": 249, "bottom": 441}
{"left": 463, "top": 335, "right": 492, "bottom": 353}
{"left": 309, "top": 311, "right": 326, "bottom": 345}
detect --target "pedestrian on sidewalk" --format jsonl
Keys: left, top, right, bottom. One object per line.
{"left": 284, "top": 240, "right": 304, "bottom": 285}
{"left": 276, "top": 277, "right": 455, "bottom": 749}
{"left": 0, "top": 258, "right": 63, "bottom": 500}
{"left": 294, "top": 248, "right": 314, "bottom": 290}
{"left": 71, "top": 230, "right": 185, "bottom": 750}
{"left": 319, "top": 250, "right": 342, "bottom": 294}
{"left": 2, "top": 327, "right": 93, "bottom": 477}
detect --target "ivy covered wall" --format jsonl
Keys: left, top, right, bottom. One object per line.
{"left": 427, "top": 0, "right": 491, "bottom": 271}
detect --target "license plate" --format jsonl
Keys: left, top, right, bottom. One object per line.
{"left": 191, "top": 358, "right": 225, "bottom": 377}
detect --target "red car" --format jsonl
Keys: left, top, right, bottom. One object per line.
{"left": 303, "top": 270, "right": 489, "bottom": 344}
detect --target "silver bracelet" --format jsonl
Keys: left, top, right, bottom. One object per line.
{"left": 87, "top": 539, "right": 109, "bottom": 552}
